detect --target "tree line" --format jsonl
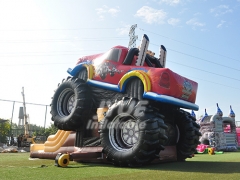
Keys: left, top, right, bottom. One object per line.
{"left": 0, "top": 119, "right": 58, "bottom": 144}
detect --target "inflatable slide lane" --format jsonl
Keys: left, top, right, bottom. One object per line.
{"left": 30, "top": 130, "right": 75, "bottom": 159}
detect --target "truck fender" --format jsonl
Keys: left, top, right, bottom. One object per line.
{"left": 68, "top": 63, "right": 94, "bottom": 80}
{"left": 118, "top": 70, "right": 151, "bottom": 93}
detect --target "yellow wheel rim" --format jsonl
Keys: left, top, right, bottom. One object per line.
{"left": 58, "top": 154, "right": 70, "bottom": 167}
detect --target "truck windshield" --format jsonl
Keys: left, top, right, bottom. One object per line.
{"left": 94, "top": 48, "right": 121, "bottom": 65}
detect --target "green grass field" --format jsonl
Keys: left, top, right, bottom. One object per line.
{"left": 0, "top": 151, "right": 240, "bottom": 180}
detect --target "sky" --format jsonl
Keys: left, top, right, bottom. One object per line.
{"left": 0, "top": 0, "right": 240, "bottom": 128}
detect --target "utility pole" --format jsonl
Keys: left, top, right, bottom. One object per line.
{"left": 21, "top": 87, "right": 29, "bottom": 135}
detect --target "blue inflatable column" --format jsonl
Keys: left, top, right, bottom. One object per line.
{"left": 229, "top": 105, "right": 235, "bottom": 119}
{"left": 201, "top": 109, "right": 208, "bottom": 122}
{"left": 216, "top": 103, "right": 223, "bottom": 117}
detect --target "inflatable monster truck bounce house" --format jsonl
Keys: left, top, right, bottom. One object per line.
{"left": 31, "top": 33, "right": 201, "bottom": 167}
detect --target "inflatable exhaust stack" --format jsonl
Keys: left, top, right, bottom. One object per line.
{"left": 159, "top": 45, "right": 167, "bottom": 68}
{"left": 136, "top": 34, "right": 149, "bottom": 66}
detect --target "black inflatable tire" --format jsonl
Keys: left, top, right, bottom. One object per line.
{"left": 50, "top": 77, "right": 92, "bottom": 130}
{"left": 125, "top": 78, "right": 144, "bottom": 100}
{"left": 175, "top": 109, "right": 201, "bottom": 161}
{"left": 77, "top": 68, "right": 88, "bottom": 82}
{"left": 99, "top": 97, "right": 168, "bottom": 167}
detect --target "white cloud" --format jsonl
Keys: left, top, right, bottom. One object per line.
{"left": 108, "top": 8, "right": 120, "bottom": 15}
{"left": 135, "top": 6, "right": 167, "bottom": 24}
{"left": 159, "top": 0, "right": 181, "bottom": 6}
{"left": 186, "top": 18, "right": 205, "bottom": 29}
{"left": 217, "top": 20, "right": 226, "bottom": 28}
{"left": 186, "top": 18, "right": 205, "bottom": 26}
{"left": 96, "top": 5, "right": 120, "bottom": 20}
{"left": 168, "top": 18, "right": 180, "bottom": 26}
{"left": 210, "top": 5, "right": 232, "bottom": 16}
{"left": 116, "top": 25, "right": 130, "bottom": 35}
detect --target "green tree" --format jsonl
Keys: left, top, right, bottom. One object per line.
{"left": 32, "top": 127, "right": 45, "bottom": 137}
{"left": 0, "top": 119, "right": 11, "bottom": 143}
{"left": 44, "top": 123, "right": 58, "bottom": 137}
{"left": 32, "top": 123, "right": 58, "bottom": 138}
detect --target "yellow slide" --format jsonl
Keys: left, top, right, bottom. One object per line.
{"left": 30, "top": 130, "right": 75, "bottom": 159}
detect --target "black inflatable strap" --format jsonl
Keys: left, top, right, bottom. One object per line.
{"left": 123, "top": 48, "right": 139, "bottom": 65}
